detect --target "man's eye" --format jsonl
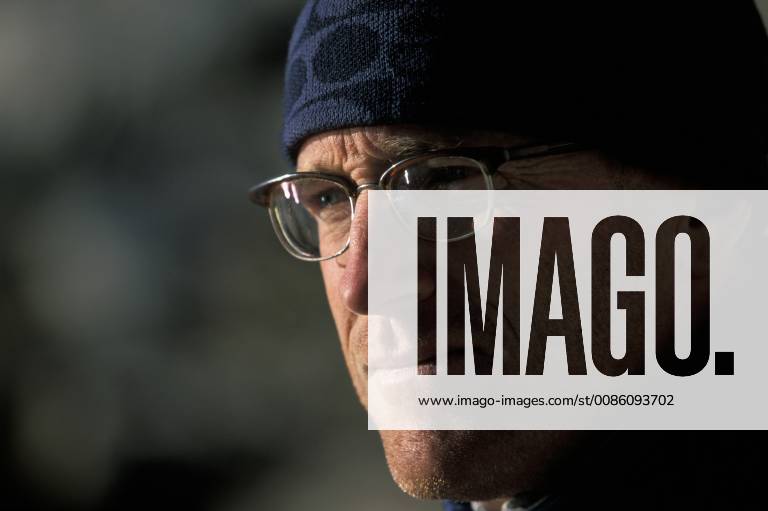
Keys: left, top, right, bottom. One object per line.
{"left": 402, "top": 168, "right": 446, "bottom": 188}
{"left": 399, "top": 165, "right": 484, "bottom": 191}
{"left": 302, "top": 185, "right": 350, "bottom": 222}
{"left": 308, "top": 188, "right": 346, "bottom": 208}
{"left": 319, "top": 190, "right": 346, "bottom": 206}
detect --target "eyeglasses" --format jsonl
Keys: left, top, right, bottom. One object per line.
{"left": 249, "top": 142, "right": 584, "bottom": 261}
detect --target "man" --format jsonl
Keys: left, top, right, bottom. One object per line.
{"left": 251, "top": 2, "right": 768, "bottom": 509}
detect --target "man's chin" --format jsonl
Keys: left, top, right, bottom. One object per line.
{"left": 378, "top": 430, "right": 584, "bottom": 501}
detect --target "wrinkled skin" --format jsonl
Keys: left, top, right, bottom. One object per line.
{"left": 296, "top": 125, "right": 688, "bottom": 502}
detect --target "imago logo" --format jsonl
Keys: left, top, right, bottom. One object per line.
{"left": 416, "top": 215, "right": 733, "bottom": 378}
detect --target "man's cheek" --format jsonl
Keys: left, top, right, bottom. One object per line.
{"left": 319, "top": 261, "right": 370, "bottom": 404}
{"left": 320, "top": 261, "right": 346, "bottom": 327}
{"left": 346, "top": 318, "right": 370, "bottom": 399}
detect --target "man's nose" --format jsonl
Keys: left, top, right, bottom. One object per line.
{"left": 338, "top": 191, "right": 369, "bottom": 315}
{"left": 337, "top": 191, "right": 437, "bottom": 316}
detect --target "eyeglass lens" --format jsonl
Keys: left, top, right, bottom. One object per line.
{"left": 268, "top": 157, "right": 491, "bottom": 260}
{"left": 269, "top": 178, "right": 353, "bottom": 260}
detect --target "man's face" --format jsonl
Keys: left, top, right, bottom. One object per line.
{"left": 296, "top": 126, "right": 684, "bottom": 501}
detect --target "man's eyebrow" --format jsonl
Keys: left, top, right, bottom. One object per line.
{"left": 377, "top": 134, "right": 459, "bottom": 162}
{"left": 297, "top": 132, "right": 461, "bottom": 173}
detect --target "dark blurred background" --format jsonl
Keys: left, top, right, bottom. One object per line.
{"left": 0, "top": 1, "right": 432, "bottom": 509}
{"left": 1, "top": 1, "right": 766, "bottom": 510}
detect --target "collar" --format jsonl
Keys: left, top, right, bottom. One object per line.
{"left": 444, "top": 496, "right": 554, "bottom": 511}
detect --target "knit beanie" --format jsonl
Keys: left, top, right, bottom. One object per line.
{"left": 282, "top": 1, "right": 768, "bottom": 173}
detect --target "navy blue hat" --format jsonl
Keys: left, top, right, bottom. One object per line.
{"left": 282, "top": 1, "right": 768, "bottom": 170}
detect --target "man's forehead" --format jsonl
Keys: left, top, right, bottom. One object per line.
{"left": 295, "top": 126, "right": 535, "bottom": 172}
{"left": 296, "top": 127, "right": 444, "bottom": 172}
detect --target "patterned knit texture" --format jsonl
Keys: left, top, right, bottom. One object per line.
{"left": 282, "top": 1, "right": 768, "bottom": 168}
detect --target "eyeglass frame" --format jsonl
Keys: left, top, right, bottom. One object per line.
{"left": 248, "top": 141, "right": 585, "bottom": 261}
